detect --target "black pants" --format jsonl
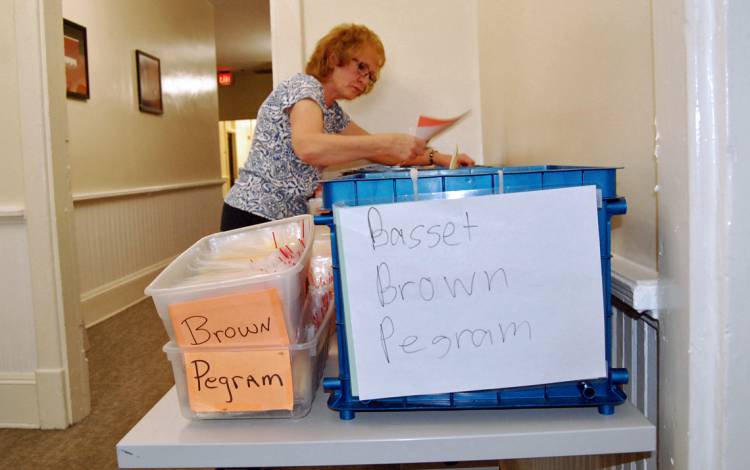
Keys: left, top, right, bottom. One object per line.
{"left": 220, "top": 203, "right": 271, "bottom": 231}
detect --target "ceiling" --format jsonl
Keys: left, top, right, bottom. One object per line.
{"left": 209, "top": 0, "right": 272, "bottom": 72}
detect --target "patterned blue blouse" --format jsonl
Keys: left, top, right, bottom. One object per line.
{"left": 224, "top": 73, "right": 351, "bottom": 220}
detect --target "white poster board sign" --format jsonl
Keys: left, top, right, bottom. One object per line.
{"left": 334, "top": 186, "right": 606, "bottom": 400}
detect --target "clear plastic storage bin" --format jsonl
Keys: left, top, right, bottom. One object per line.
{"left": 145, "top": 215, "right": 314, "bottom": 343}
{"left": 163, "top": 302, "right": 334, "bottom": 419}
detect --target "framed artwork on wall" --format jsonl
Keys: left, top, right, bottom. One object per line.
{"left": 63, "top": 19, "right": 90, "bottom": 100}
{"left": 135, "top": 50, "right": 163, "bottom": 114}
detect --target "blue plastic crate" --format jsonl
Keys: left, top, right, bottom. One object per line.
{"left": 316, "top": 165, "right": 628, "bottom": 420}
{"left": 321, "top": 165, "right": 619, "bottom": 210}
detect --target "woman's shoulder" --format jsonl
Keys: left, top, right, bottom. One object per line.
{"left": 278, "top": 73, "right": 322, "bottom": 93}
{"left": 269, "top": 73, "right": 325, "bottom": 108}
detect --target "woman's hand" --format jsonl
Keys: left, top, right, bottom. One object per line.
{"left": 399, "top": 148, "right": 476, "bottom": 167}
{"left": 292, "top": 111, "right": 429, "bottom": 167}
{"left": 445, "top": 152, "right": 476, "bottom": 167}
{"left": 425, "top": 150, "right": 476, "bottom": 168}
{"left": 387, "top": 134, "right": 427, "bottom": 164}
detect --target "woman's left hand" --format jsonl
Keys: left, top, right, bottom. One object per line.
{"left": 402, "top": 149, "right": 475, "bottom": 167}
{"left": 432, "top": 151, "right": 476, "bottom": 168}
{"left": 449, "top": 152, "right": 475, "bottom": 167}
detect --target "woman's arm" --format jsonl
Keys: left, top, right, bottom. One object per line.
{"left": 345, "top": 122, "right": 477, "bottom": 168}
{"left": 290, "top": 99, "right": 425, "bottom": 166}
{"left": 429, "top": 150, "right": 476, "bottom": 167}
{"left": 338, "top": 121, "right": 415, "bottom": 166}
{"left": 342, "top": 116, "right": 476, "bottom": 168}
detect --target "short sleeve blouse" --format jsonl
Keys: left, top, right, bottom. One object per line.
{"left": 224, "top": 73, "right": 351, "bottom": 219}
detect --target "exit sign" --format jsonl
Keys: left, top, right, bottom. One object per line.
{"left": 217, "top": 71, "right": 233, "bottom": 86}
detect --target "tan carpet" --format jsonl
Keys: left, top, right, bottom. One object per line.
{"left": 0, "top": 300, "right": 186, "bottom": 470}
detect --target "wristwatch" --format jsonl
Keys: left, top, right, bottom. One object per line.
{"left": 427, "top": 148, "right": 436, "bottom": 165}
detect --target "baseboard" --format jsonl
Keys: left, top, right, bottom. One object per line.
{"left": 0, "top": 373, "right": 39, "bottom": 428}
{"left": 35, "top": 368, "right": 70, "bottom": 428}
{"left": 80, "top": 258, "right": 172, "bottom": 328}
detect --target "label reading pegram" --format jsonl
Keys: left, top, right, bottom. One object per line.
{"left": 183, "top": 348, "right": 293, "bottom": 412}
{"left": 168, "top": 289, "right": 289, "bottom": 347}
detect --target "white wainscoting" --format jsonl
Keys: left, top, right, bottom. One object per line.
{"left": 0, "top": 208, "right": 37, "bottom": 372}
{"left": 0, "top": 208, "right": 41, "bottom": 427}
{"left": 73, "top": 182, "right": 224, "bottom": 327}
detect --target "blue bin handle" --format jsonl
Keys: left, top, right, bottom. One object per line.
{"left": 314, "top": 214, "right": 334, "bottom": 226}
{"left": 606, "top": 197, "right": 627, "bottom": 217}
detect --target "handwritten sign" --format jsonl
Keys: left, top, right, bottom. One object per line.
{"left": 183, "top": 348, "right": 293, "bottom": 412}
{"left": 168, "top": 290, "right": 289, "bottom": 347}
{"left": 334, "top": 186, "right": 606, "bottom": 400}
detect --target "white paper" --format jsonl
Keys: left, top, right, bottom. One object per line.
{"left": 334, "top": 186, "right": 606, "bottom": 400}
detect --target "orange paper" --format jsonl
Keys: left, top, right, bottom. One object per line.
{"left": 415, "top": 111, "right": 469, "bottom": 142}
{"left": 168, "top": 289, "right": 289, "bottom": 347}
{"left": 417, "top": 115, "right": 457, "bottom": 127}
{"left": 184, "top": 348, "right": 293, "bottom": 412}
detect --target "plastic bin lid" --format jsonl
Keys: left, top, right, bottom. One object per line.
{"left": 323, "top": 165, "right": 620, "bottom": 182}
{"left": 145, "top": 214, "right": 313, "bottom": 295}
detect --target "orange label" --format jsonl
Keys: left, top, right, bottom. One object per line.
{"left": 168, "top": 290, "right": 289, "bottom": 347}
{"left": 183, "top": 348, "right": 293, "bottom": 412}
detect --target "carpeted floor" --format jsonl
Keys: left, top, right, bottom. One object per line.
{"left": 0, "top": 300, "right": 189, "bottom": 470}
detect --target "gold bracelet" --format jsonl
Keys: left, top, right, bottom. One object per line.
{"left": 427, "top": 148, "right": 436, "bottom": 166}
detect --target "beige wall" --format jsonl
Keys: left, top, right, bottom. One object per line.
{"left": 63, "top": 0, "right": 221, "bottom": 194}
{"left": 301, "top": 0, "right": 484, "bottom": 162}
{"left": 62, "top": 0, "right": 224, "bottom": 327}
{"left": 478, "top": 0, "right": 656, "bottom": 271}
{"left": 218, "top": 69, "right": 272, "bottom": 120}
{"left": 0, "top": 0, "right": 25, "bottom": 206}
{"left": 279, "top": 0, "right": 656, "bottom": 269}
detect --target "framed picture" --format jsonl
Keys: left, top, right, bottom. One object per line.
{"left": 63, "top": 19, "right": 90, "bottom": 100}
{"left": 135, "top": 50, "right": 163, "bottom": 114}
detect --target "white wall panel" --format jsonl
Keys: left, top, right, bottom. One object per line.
{"left": 724, "top": 2, "right": 750, "bottom": 467}
{"left": 74, "top": 184, "right": 223, "bottom": 325}
{"left": 0, "top": 214, "right": 37, "bottom": 372}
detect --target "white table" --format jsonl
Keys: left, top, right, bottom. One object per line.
{"left": 117, "top": 351, "right": 656, "bottom": 469}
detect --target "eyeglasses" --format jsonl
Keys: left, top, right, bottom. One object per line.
{"left": 351, "top": 57, "right": 377, "bottom": 84}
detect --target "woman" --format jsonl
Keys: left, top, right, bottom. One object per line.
{"left": 221, "top": 23, "right": 474, "bottom": 231}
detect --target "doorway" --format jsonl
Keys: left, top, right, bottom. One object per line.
{"left": 218, "top": 119, "right": 258, "bottom": 195}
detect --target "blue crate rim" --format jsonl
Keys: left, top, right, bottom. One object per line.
{"left": 322, "top": 164, "right": 623, "bottom": 182}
